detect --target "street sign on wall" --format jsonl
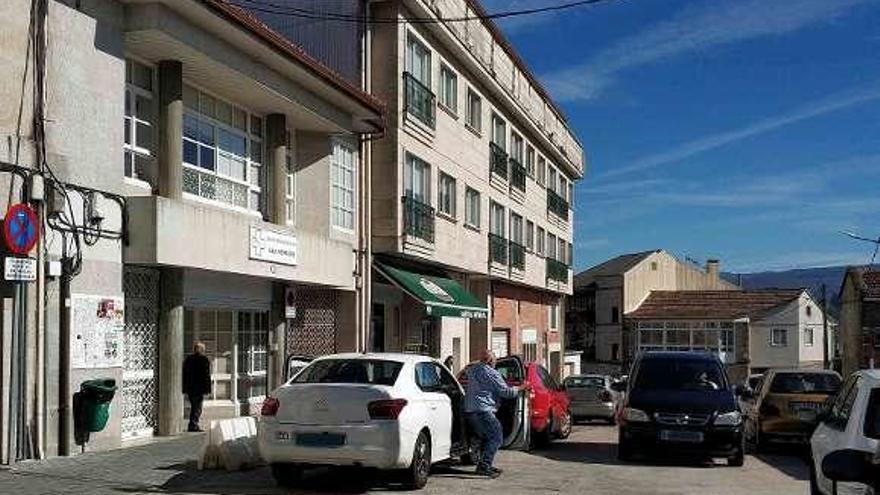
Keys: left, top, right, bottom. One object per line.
{"left": 249, "top": 225, "right": 297, "bottom": 266}
{"left": 3, "top": 204, "right": 39, "bottom": 256}
{"left": 4, "top": 257, "right": 36, "bottom": 281}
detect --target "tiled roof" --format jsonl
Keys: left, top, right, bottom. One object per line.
{"left": 627, "top": 289, "right": 804, "bottom": 320}
{"left": 574, "top": 250, "right": 660, "bottom": 287}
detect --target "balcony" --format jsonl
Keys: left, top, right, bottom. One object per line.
{"left": 546, "top": 257, "right": 569, "bottom": 283}
{"left": 402, "top": 195, "right": 435, "bottom": 243}
{"left": 490, "top": 143, "right": 508, "bottom": 180}
{"left": 510, "top": 158, "right": 526, "bottom": 193}
{"left": 489, "top": 233, "right": 508, "bottom": 265}
{"left": 403, "top": 72, "right": 436, "bottom": 128}
{"left": 509, "top": 240, "right": 525, "bottom": 270}
{"left": 547, "top": 188, "right": 569, "bottom": 221}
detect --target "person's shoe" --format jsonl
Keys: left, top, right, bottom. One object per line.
{"left": 475, "top": 466, "right": 500, "bottom": 478}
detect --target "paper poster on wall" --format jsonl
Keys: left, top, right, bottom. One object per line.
{"left": 71, "top": 294, "right": 125, "bottom": 369}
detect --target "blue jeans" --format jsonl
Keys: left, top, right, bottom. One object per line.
{"left": 466, "top": 411, "right": 503, "bottom": 470}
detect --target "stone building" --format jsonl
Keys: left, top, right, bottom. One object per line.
{"left": 840, "top": 267, "right": 880, "bottom": 376}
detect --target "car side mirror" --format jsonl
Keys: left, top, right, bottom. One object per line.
{"left": 610, "top": 380, "right": 627, "bottom": 393}
{"left": 821, "top": 449, "right": 874, "bottom": 483}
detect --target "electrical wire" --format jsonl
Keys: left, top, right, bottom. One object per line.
{"left": 230, "top": 0, "right": 618, "bottom": 24}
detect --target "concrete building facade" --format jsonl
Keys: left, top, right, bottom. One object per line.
{"left": 840, "top": 267, "right": 880, "bottom": 376}
{"left": 0, "top": 0, "right": 382, "bottom": 462}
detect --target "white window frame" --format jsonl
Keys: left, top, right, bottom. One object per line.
{"left": 771, "top": 328, "right": 789, "bottom": 347}
{"left": 404, "top": 153, "right": 431, "bottom": 203}
{"left": 522, "top": 328, "right": 538, "bottom": 363}
{"left": 405, "top": 33, "right": 432, "bottom": 87}
{"left": 537, "top": 156, "right": 546, "bottom": 186}
{"left": 465, "top": 186, "right": 480, "bottom": 229}
{"left": 804, "top": 327, "right": 814, "bottom": 347}
{"left": 438, "top": 171, "right": 456, "bottom": 218}
{"left": 511, "top": 132, "right": 524, "bottom": 163}
{"left": 124, "top": 59, "right": 156, "bottom": 187}
{"left": 490, "top": 201, "right": 506, "bottom": 238}
{"left": 549, "top": 301, "right": 559, "bottom": 330}
{"left": 537, "top": 227, "right": 545, "bottom": 255}
{"left": 549, "top": 167, "right": 558, "bottom": 194}
{"left": 439, "top": 64, "right": 458, "bottom": 114}
{"left": 526, "top": 220, "right": 534, "bottom": 250}
{"left": 526, "top": 145, "right": 535, "bottom": 177}
{"left": 285, "top": 130, "right": 295, "bottom": 226}
{"left": 492, "top": 114, "right": 507, "bottom": 151}
{"left": 548, "top": 233, "right": 557, "bottom": 259}
{"left": 330, "top": 140, "right": 357, "bottom": 232}
{"left": 510, "top": 212, "right": 523, "bottom": 244}
{"left": 466, "top": 88, "right": 482, "bottom": 133}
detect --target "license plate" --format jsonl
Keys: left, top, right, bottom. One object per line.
{"left": 275, "top": 431, "right": 291, "bottom": 441}
{"left": 296, "top": 432, "right": 346, "bottom": 447}
{"left": 660, "top": 430, "right": 704, "bottom": 443}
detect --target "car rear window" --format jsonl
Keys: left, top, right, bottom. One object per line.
{"left": 565, "top": 376, "right": 605, "bottom": 388}
{"left": 292, "top": 359, "right": 403, "bottom": 386}
{"left": 634, "top": 358, "right": 726, "bottom": 391}
{"left": 769, "top": 373, "right": 841, "bottom": 394}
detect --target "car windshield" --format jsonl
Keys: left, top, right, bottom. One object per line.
{"left": 769, "top": 373, "right": 841, "bottom": 394}
{"left": 565, "top": 376, "right": 605, "bottom": 388}
{"left": 292, "top": 359, "right": 403, "bottom": 386}
{"left": 634, "top": 358, "right": 726, "bottom": 391}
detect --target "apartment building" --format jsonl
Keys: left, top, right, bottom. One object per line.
{"left": 840, "top": 267, "right": 880, "bottom": 376}
{"left": 365, "top": 0, "right": 585, "bottom": 376}
{"left": 0, "top": 0, "right": 382, "bottom": 460}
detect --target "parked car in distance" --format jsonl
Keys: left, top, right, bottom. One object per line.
{"left": 810, "top": 369, "right": 880, "bottom": 495}
{"left": 564, "top": 374, "right": 619, "bottom": 424}
{"left": 258, "top": 353, "right": 471, "bottom": 490}
{"left": 614, "top": 351, "right": 745, "bottom": 466}
{"left": 745, "top": 369, "right": 842, "bottom": 450}
{"left": 459, "top": 356, "right": 571, "bottom": 447}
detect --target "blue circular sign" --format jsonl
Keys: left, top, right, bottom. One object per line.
{"left": 4, "top": 204, "right": 39, "bottom": 255}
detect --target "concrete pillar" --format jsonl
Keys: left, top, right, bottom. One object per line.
{"left": 158, "top": 61, "right": 183, "bottom": 200}
{"left": 265, "top": 114, "right": 288, "bottom": 225}
{"left": 269, "top": 283, "right": 287, "bottom": 389}
{"left": 157, "top": 267, "right": 184, "bottom": 436}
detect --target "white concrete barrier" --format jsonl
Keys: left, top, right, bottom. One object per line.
{"left": 198, "top": 416, "right": 262, "bottom": 471}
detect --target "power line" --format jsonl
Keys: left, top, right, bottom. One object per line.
{"left": 229, "top": 0, "right": 617, "bottom": 24}
{"left": 842, "top": 231, "right": 880, "bottom": 266}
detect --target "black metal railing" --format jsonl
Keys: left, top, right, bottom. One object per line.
{"left": 510, "top": 158, "right": 526, "bottom": 192}
{"left": 547, "top": 257, "right": 569, "bottom": 282}
{"left": 490, "top": 142, "right": 508, "bottom": 180}
{"left": 510, "top": 240, "right": 525, "bottom": 270}
{"left": 403, "top": 72, "right": 436, "bottom": 128}
{"left": 402, "top": 195, "right": 435, "bottom": 243}
{"left": 547, "top": 188, "right": 570, "bottom": 221}
{"left": 489, "top": 233, "right": 508, "bottom": 265}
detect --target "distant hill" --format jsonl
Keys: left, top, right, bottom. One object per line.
{"left": 723, "top": 266, "right": 848, "bottom": 316}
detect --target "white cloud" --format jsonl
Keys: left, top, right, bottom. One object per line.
{"left": 542, "top": 0, "right": 870, "bottom": 101}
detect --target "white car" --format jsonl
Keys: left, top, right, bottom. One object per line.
{"left": 810, "top": 369, "right": 880, "bottom": 495}
{"left": 258, "top": 353, "right": 470, "bottom": 489}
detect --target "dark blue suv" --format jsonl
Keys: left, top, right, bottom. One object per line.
{"left": 614, "top": 352, "right": 745, "bottom": 466}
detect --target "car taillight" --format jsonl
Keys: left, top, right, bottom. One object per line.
{"left": 368, "top": 399, "right": 408, "bottom": 420}
{"left": 261, "top": 396, "right": 280, "bottom": 416}
{"left": 599, "top": 390, "right": 613, "bottom": 402}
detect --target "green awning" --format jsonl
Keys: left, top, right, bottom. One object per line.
{"left": 374, "top": 263, "right": 488, "bottom": 319}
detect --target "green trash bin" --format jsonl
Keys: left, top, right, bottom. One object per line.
{"left": 78, "top": 379, "right": 117, "bottom": 433}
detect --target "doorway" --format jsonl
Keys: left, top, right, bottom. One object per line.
{"left": 371, "top": 303, "right": 385, "bottom": 352}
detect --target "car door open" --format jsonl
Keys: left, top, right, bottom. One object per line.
{"left": 494, "top": 356, "right": 531, "bottom": 450}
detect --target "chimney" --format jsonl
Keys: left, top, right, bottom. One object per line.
{"left": 706, "top": 259, "right": 720, "bottom": 280}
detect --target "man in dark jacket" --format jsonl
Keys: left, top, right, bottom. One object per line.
{"left": 183, "top": 342, "right": 211, "bottom": 432}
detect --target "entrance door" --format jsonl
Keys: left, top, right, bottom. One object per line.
{"left": 121, "top": 267, "right": 160, "bottom": 439}
{"left": 237, "top": 312, "right": 269, "bottom": 416}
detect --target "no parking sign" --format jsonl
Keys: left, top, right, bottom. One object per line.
{"left": 4, "top": 203, "right": 39, "bottom": 256}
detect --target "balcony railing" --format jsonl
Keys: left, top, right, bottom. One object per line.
{"left": 510, "top": 158, "right": 526, "bottom": 192}
{"left": 402, "top": 195, "right": 435, "bottom": 243}
{"left": 489, "top": 233, "right": 508, "bottom": 265}
{"left": 403, "top": 72, "right": 436, "bottom": 128}
{"left": 510, "top": 240, "right": 525, "bottom": 270}
{"left": 546, "top": 257, "right": 569, "bottom": 283}
{"left": 547, "top": 188, "right": 570, "bottom": 221}
{"left": 490, "top": 143, "right": 508, "bottom": 180}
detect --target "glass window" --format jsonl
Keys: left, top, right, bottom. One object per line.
{"left": 490, "top": 201, "right": 505, "bottom": 237}
{"left": 560, "top": 177, "right": 569, "bottom": 200}
{"left": 440, "top": 65, "right": 457, "bottom": 113}
{"left": 405, "top": 35, "right": 431, "bottom": 86}
{"left": 526, "top": 145, "right": 535, "bottom": 177}
{"left": 771, "top": 328, "right": 788, "bottom": 347}
{"left": 415, "top": 362, "right": 442, "bottom": 391}
{"left": 537, "top": 227, "right": 545, "bottom": 255}
{"left": 465, "top": 187, "right": 480, "bottom": 228}
{"left": 511, "top": 213, "right": 523, "bottom": 244}
{"left": 526, "top": 220, "right": 534, "bottom": 250}
{"left": 294, "top": 359, "right": 403, "bottom": 386}
{"left": 124, "top": 60, "right": 156, "bottom": 184}
{"left": 721, "top": 328, "right": 734, "bottom": 353}
{"left": 550, "top": 301, "right": 559, "bottom": 329}
{"left": 537, "top": 156, "right": 546, "bottom": 186}
{"left": 511, "top": 132, "right": 524, "bottom": 163}
{"left": 634, "top": 358, "right": 727, "bottom": 391}
{"left": 568, "top": 241, "right": 573, "bottom": 265}
{"left": 331, "top": 141, "right": 357, "bottom": 230}
{"left": 558, "top": 238, "right": 566, "bottom": 263}
{"left": 770, "top": 372, "right": 842, "bottom": 394}
{"left": 491, "top": 114, "right": 506, "bottom": 151}
{"left": 285, "top": 131, "right": 295, "bottom": 226}
{"left": 565, "top": 376, "right": 606, "bottom": 389}
{"left": 466, "top": 88, "right": 482, "bottom": 132}
{"left": 549, "top": 167, "right": 558, "bottom": 193}
{"left": 548, "top": 233, "right": 557, "bottom": 259}
{"left": 405, "top": 153, "right": 430, "bottom": 203}
{"left": 438, "top": 172, "right": 456, "bottom": 217}
{"left": 804, "top": 327, "right": 814, "bottom": 346}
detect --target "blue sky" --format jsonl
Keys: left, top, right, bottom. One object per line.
{"left": 483, "top": 0, "right": 880, "bottom": 273}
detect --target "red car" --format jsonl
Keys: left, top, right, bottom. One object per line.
{"left": 459, "top": 355, "right": 572, "bottom": 447}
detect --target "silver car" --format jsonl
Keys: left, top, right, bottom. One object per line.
{"left": 564, "top": 374, "right": 620, "bottom": 424}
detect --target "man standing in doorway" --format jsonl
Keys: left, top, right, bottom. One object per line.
{"left": 464, "top": 349, "right": 529, "bottom": 478}
{"left": 183, "top": 342, "right": 211, "bottom": 432}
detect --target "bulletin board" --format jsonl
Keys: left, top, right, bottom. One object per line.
{"left": 71, "top": 294, "right": 125, "bottom": 369}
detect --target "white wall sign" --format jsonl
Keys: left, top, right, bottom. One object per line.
{"left": 249, "top": 226, "right": 297, "bottom": 266}
{"left": 285, "top": 286, "right": 297, "bottom": 319}
{"left": 71, "top": 294, "right": 124, "bottom": 369}
{"left": 4, "top": 257, "right": 36, "bottom": 281}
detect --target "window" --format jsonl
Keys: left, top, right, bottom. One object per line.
{"left": 526, "top": 220, "right": 534, "bottom": 250}
{"left": 549, "top": 167, "right": 558, "bottom": 193}
{"left": 404, "top": 153, "right": 430, "bottom": 202}
{"left": 237, "top": 312, "right": 269, "bottom": 399}
{"left": 182, "top": 85, "right": 261, "bottom": 211}
{"left": 331, "top": 141, "right": 357, "bottom": 230}
{"left": 511, "top": 213, "right": 523, "bottom": 244}
{"left": 491, "top": 330, "right": 510, "bottom": 358}
{"left": 465, "top": 187, "right": 480, "bottom": 228}
{"left": 721, "top": 328, "right": 734, "bottom": 353}
{"left": 537, "top": 156, "right": 546, "bottom": 186}
{"left": 405, "top": 35, "right": 431, "bottom": 86}
{"left": 611, "top": 306, "right": 619, "bottom": 324}
{"left": 651, "top": 261, "right": 658, "bottom": 271}
{"left": 558, "top": 238, "right": 566, "bottom": 263}
{"left": 522, "top": 329, "right": 538, "bottom": 363}
{"left": 537, "top": 227, "right": 545, "bottom": 255}
{"left": 438, "top": 172, "right": 456, "bottom": 218}
{"left": 560, "top": 177, "right": 569, "bottom": 200}
{"left": 548, "top": 233, "right": 557, "bottom": 259}
{"left": 415, "top": 362, "right": 442, "bottom": 391}
{"left": 404, "top": 35, "right": 434, "bottom": 127}
{"left": 285, "top": 131, "right": 295, "bottom": 225}
{"left": 492, "top": 114, "right": 507, "bottom": 151}
{"left": 511, "top": 132, "right": 524, "bottom": 163}
{"left": 806, "top": 305, "right": 813, "bottom": 317}
{"left": 439, "top": 65, "right": 457, "bottom": 113}
{"left": 550, "top": 301, "right": 559, "bottom": 329}
{"left": 466, "top": 88, "right": 482, "bottom": 132}
{"left": 568, "top": 182, "right": 574, "bottom": 206}
{"left": 568, "top": 241, "right": 573, "bottom": 266}
{"left": 294, "top": 359, "right": 403, "bottom": 386}
{"left": 124, "top": 59, "right": 155, "bottom": 184}
{"left": 771, "top": 328, "right": 788, "bottom": 347}
{"left": 490, "top": 201, "right": 506, "bottom": 237}
{"left": 804, "top": 327, "right": 814, "bottom": 346}
{"left": 526, "top": 145, "right": 535, "bottom": 177}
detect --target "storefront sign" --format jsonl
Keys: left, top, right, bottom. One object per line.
{"left": 4, "top": 256, "right": 36, "bottom": 281}
{"left": 249, "top": 226, "right": 297, "bottom": 266}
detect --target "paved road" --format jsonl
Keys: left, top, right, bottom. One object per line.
{"left": 0, "top": 424, "right": 809, "bottom": 494}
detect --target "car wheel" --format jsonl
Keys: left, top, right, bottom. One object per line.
{"left": 617, "top": 429, "right": 634, "bottom": 462}
{"left": 557, "top": 410, "right": 573, "bottom": 439}
{"left": 271, "top": 463, "right": 304, "bottom": 487}
{"left": 405, "top": 430, "right": 431, "bottom": 490}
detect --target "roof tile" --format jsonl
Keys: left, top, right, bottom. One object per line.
{"left": 627, "top": 290, "right": 804, "bottom": 320}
